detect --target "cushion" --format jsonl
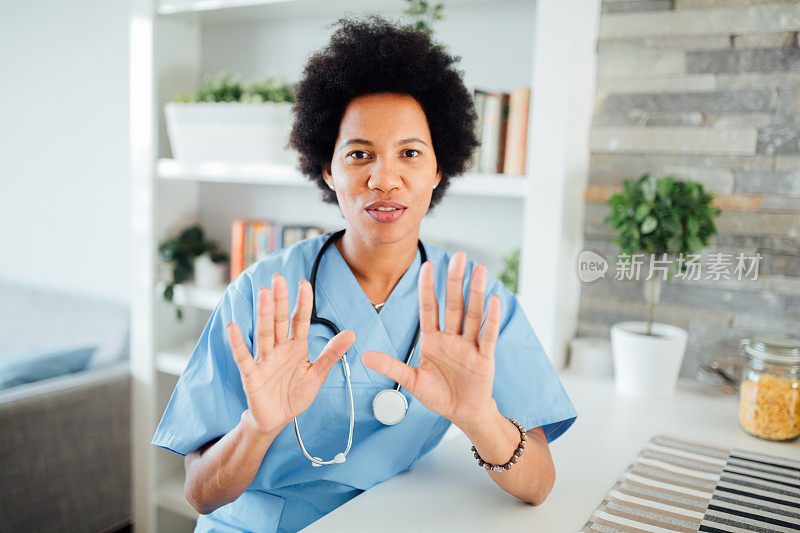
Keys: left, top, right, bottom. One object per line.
{"left": 0, "top": 345, "right": 97, "bottom": 391}
{"left": 0, "top": 280, "right": 129, "bottom": 371}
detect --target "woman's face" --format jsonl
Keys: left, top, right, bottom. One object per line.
{"left": 322, "top": 92, "right": 442, "bottom": 245}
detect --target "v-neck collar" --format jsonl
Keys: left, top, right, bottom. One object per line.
{"left": 331, "top": 238, "right": 421, "bottom": 322}
{"left": 316, "top": 233, "right": 423, "bottom": 365}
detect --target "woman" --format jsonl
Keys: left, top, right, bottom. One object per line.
{"left": 151, "top": 15, "right": 577, "bottom": 532}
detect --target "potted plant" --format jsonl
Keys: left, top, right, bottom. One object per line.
{"left": 165, "top": 70, "right": 297, "bottom": 164}
{"left": 604, "top": 173, "right": 720, "bottom": 396}
{"left": 498, "top": 247, "right": 519, "bottom": 294}
{"left": 403, "top": 0, "right": 445, "bottom": 36}
{"left": 159, "top": 224, "right": 229, "bottom": 320}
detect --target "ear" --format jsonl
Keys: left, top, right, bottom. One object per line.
{"left": 434, "top": 168, "right": 442, "bottom": 189}
{"left": 322, "top": 163, "right": 333, "bottom": 189}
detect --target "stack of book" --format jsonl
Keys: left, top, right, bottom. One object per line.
{"left": 468, "top": 87, "right": 530, "bottom": 176}
{"left": 230, "top": 219, "right": 329, "bottom": 280}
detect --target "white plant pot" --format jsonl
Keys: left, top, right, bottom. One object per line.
{"left": 194, "top": 253, "right": 228, "bottom": 289}
{"left": 164, "top": 101, "right": 296, "bottom": 164}
{"left": 610, "top": 321, "right": 688, "bottom": 397}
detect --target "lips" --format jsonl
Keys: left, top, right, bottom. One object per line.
{"left": 365, "top": 201, "right": 407, "bottom": 210}
{"left": 364, "top": 201, "right": 407, "bottom": 223}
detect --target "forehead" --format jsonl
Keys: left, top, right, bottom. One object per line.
{"left": 337, "top": 93, "right": 431, "bottom": 141}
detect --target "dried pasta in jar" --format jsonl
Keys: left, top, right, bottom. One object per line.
{"left": 738, "top": 373, "right": 800, "bottom": 441}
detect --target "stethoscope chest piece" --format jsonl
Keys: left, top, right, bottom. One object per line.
{"left": 372, "top": 388, "right": 408, "bottom": 425}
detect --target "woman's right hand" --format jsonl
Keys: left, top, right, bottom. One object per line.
{"left": 227, "top": 272, "right": 356, "bottom": 435}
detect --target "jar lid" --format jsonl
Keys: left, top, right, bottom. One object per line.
{"left": 742, "top": 335, "right": 800, "bottom": 365}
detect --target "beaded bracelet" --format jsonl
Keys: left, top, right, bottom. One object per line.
{"left": 471, "top": 417, "right": 526, "bottom": 472}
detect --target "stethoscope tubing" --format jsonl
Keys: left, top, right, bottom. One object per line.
{"left": 295, "top": 228, "right": 427, "bottom": 466}
{"left": 309, "top": 228, "right": 426, "bottom": 386}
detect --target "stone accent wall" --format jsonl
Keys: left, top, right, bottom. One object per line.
{"left": 580, "top": 1, "right": 800, "bottom": 377}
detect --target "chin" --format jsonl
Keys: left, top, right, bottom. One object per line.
{"left": 362, "top": 220, "right": 415, "bottom": 244}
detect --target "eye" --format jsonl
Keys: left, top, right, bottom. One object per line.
{"left": 346, "top": 150, "right": 370, "bottom": 160}
{"left": 402, "top": 149, "right": 421, "bottom": 158}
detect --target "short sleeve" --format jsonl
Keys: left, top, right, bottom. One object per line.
{"left": 487, "top": 279, "right": 577, "bottom": 444}
{"left": 151, "top": 283, "right": 253, "bottom": 456}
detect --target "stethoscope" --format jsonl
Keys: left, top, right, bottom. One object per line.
{"left": 294, "top": 228, "right": 427, "bottom": 467}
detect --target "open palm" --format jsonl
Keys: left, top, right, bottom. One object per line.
{"left": 361, "top": 252, "right": 502, "bottom": 428}
{"left": 228, "top": 273, "right": 356, "bottom": 434}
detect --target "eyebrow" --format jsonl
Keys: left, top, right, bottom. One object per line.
{"left": 339, "top": 137, "right": 429, "bottom": 149}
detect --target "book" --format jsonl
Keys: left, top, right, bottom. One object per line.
{"left": 479, "top": 92, "right": 510, "bottom": 174}
{"left": 230, "top": 219, "right": 330, "bottom": 281}
{"left": 468, "top": 89, "right": 487, "bottom": 173}
{"left": 502, "top": 87, "right": 530, "bottom": 175}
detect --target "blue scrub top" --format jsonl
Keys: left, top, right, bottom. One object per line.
{"left": 151, "top": 230, "right": 577, "bottom": 532}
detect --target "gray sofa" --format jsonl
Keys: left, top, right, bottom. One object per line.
{"left": 0, "top": 280, "right": 131, "bottom": 532}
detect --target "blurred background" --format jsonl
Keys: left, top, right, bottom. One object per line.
{"left": 1, "top": 0, "right": 798, "bottom": 531}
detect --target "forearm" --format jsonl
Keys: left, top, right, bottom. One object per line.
{"left": 456, "top": 401, "right": 555, "bottom": 506}
{"left": 184, "top": 409, "right": 284, "bottom": 514}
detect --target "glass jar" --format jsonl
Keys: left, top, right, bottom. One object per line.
{"left": 738, "top": 335, "right": 800, "bottom": 441}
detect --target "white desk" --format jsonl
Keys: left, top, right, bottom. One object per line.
{"left": 303, "top": 372, "right": 800, "bottom": 532}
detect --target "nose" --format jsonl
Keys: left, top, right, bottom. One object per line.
{"left": 367, "top": 155, "right": 403, "bottom": 192}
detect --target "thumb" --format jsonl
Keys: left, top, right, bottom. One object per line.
{"left": 311, "top": 330, "right": 356, "bottom": 382}
{"left": 361, "top": 351, "right": 417, "bottom": 393}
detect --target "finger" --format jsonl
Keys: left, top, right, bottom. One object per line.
{"left": 228, "top": 322, "right": 256, "bottom": 379}
{"left": 360, "top": 351, "right": 417, "bottom": 393}
{"left": 463, "top": 263, "right": 486, "bottom": 343}
{"left": 419, "top": 261, "right": 439, "bottom": 335}
{"left": 290, "top": 279, "right": 312, "bottom": 342}
{"left": 443, "top": 251, "right": 467, "bottom": 336}
{"left": 272, "top": 273, "right": 290, "bottom": 343}
{"left": 311, "top": 330, "right": 356, "bottom": 383}
{"left": 478, "top": 294, "right": 502, "bottom": 359}
{"left": 255, "top": 286, "right": 275, "bottom": 363}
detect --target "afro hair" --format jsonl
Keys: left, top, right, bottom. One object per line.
{"left": 288, "top": 14, "right": 479, "bottom": 212}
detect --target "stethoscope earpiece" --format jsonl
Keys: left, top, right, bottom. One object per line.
{"left": 310, "top": 453, "right": 346, "bottom": 467}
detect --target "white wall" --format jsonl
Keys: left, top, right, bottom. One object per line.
{"left": 0, "top": 0, "right": 130, "bottom": 303}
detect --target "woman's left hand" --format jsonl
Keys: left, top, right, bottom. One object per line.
{"left": 361, "top": 252, "right": 502, "bottom": 429}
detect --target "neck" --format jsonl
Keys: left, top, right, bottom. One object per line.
{"left": 335, "top": 229, "right": 420, "bottom": 302}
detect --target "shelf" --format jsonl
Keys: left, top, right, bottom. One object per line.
{"left": 157, "top": 158, "right": 528, "bottom": 198}
{"left": 453, "top": 173, "right": 528, "bottom": 198}
{"left": 158, "top": 159, "right": 303, "bottom": 186}
{"left": 157, "top": 0, "right": 497, "bottom": 24}
{"left": 156, "top": 473, "right": 198, "bottom": 520}
{"left": 157, "top": 339, "right": 198, "bottom": 375}
{"left": 157, "top": 280, "right": 225, "bottom": 311}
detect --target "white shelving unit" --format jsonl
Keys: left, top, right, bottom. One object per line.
{"left": 130, "top": 0, "right": 600, "bottom": 530}
{"left": 158, "top": 158, "right": 529, "bottom": 198}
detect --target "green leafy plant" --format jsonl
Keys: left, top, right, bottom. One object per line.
{"left": 159, "top": 224, "right": 229, "bottom": 320}
{"left": 498, "top": 247, "right": 520, "bottom": 294}
{"left": 604, "top": 173, "right": 721, "bottom": 334}
{"left": 403, "top": 0, "right": 445, "bottom": 36}
{"left": 173, "top": 70, "right": 295, "bottom": 103}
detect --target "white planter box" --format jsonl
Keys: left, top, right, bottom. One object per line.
{"left": 164, "top": 101, "right": 296, "bottom": 164}
{"left": 610, "top": 321, "right": 688, "bottom": 397}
